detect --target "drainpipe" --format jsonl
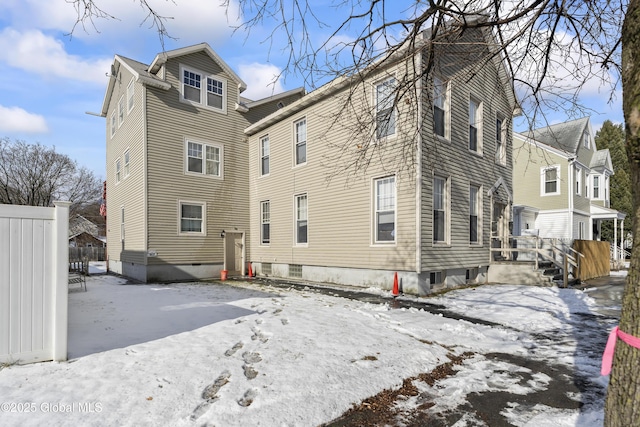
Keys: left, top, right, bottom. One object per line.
{"left": 567, "top": 159, "right": 575, "bottom": 240}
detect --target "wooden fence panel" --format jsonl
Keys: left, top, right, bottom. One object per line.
{"left": 574, "top": 240, "right": 610, "bottom": 280}
{"left": 0, "top": 202, "right": 70, "bottom": 364}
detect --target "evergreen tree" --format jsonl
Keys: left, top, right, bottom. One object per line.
{"left": 595, "top": 121, "right": 633, "bottom": 247}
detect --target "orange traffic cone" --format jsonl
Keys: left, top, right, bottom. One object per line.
{"left": 248, "top": 262, "right": 253, "bottom": 277}
{"left": 392, "top": 272, "right": 399, "bottom": 297}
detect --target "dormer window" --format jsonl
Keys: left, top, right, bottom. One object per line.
{"left": 180, "top": 65, "right": 227, "bottom": 113}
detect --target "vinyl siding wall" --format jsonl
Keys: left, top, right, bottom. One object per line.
{"left": 513, "top": 135, "right": 569, "bottom": 211}
{"left": 144, "top": 52, "right": 252, "bottom": 268}
{"left": 248, "top": 70, "right": 418, "bottom": 273}
{"left": 420, "top": 35, "right": 514, "bottom": 272}
{"left": 105, "top": 66, "right": 146, "bottom": 265}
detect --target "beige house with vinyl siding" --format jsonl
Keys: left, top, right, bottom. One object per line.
{"left": 101, "top": 43, "right": 304, "bottom": 282}
{"left": 246, "top": 23, "right": 518, "bottom": 294}
{"left": 512, "top": 117, "right": 626, "bottom": 254}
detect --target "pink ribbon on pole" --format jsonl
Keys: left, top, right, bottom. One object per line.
{"left": 601, "top": 326, "right": 640, "bottom": 376}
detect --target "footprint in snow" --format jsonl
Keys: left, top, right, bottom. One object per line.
{"left": 281, "top": 318, "right": 289, "bottom": 325}
{"left": 243, "top": 364, "right": 258, "bottom": 380}
{"left": 225, "top": 342, "right": 243, "bottom": 357}
{"left": 191, "top": 371, "right": 231, "bottom": 421}
{"left": 242, "top": 351, "right": 262, "bottom": 364}
{"left": 202, "top": 371, "right": 231, "bottom": 400}
{"left": 251, "top": 327, "right": 269, "bottom": 343}
{"left": 238, "top": 389, "right": 258, "bottom": 407}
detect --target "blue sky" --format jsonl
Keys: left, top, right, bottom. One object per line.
{"left": 0, "top": 1, "right": 624, "bottom": 180}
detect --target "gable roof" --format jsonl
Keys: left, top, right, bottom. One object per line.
{"left": 101, "top": 43, "right": 246, "bottom": 117}
{"left": 525, "top": 117, "right": 590, "bottom": 156}
{"left": 590, "top": 148, "right": 614, "bottom": 173}
{"left": 148, "top": 43, "right": 247, "bottom": 93}
{"left": 100, "top": 54, "right": 171, "bottom": 116}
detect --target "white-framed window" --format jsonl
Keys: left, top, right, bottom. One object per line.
{"left": 124, "top": 149, "right": 130, "bottom": 178}
{"left": 127, "top": 78, "right": 135, "bottom": 113}
{"left": 469, "top": 184, "right": 481, "bottom": 245}
{"left": 605, "top": 175, "right": 610, "bottom": 203}
{"left": 583, "top": 130, "right": 590, "bottom": 149}
{"left": 261, "top": 200, "right": 270, "bottom": 245}
{"left": 179, "top": 201, "right": 206, "bottom": 235}
{"left": 579, "top": 221, "right": 585, "bottom": 239}
{"left": 110, "top": 111, "right": 117, "bottom": 137}
{"left": 183, "top": 68, "right": 201, "bottom": 102}
{"left": 260, "top": 135, "right": 270, "bottom": 176}
{"left": 433, "top": 76, "right": 450, "bottom": 140}
{"left": 433, "top": 175, "right": 449, "bottom": 244}
{"left": 180, "top": 65, "right": 227, "bottom": 113}
{"left": 541, "top": 165, "right": 560, "bottom": 196}
{"left": 575, "top": 166, "right": 582, "bottom": 196}
{"left": 374, "top": 176, "right": 396, "bottom": 243}
{"left": 294, "top": 118, "right": 307, "bottom": 166}
{"left": 585, "top": 175, "right": 589, "bottom": 198}
{"left": 469, "top": 97, "right": 483, "bottom": 154}
{"left": 375, "top": 77, "right": 396, "bottom": 139}
{"left": 495, "top": 114, "right": 506, "bottom": 165}
{"left": 185, "top": 139, "right": 223, "bottom": 178}
{"left": 295, "top": 193, "right": 308, "bottom": 245}
{"left": 118, "top": 96, "right": 125, "bottom": 127}
{"left": 115, "top": 158, "right": 122, "bottom": 184}
{"left": 592, "top": 175, "right": 600, "bottom": 199}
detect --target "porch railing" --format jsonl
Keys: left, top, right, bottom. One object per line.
{"left": 490, "top": 235, "right": 583, "bottom": 286}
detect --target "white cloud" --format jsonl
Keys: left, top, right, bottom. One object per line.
{"left": 1, "top": 0, "right": 241, "bottom": 46}
{"left": 238, "top": 63, "right": 286, "bottom": 100}
{"left": 0, "top": 28, "right": 112, "bottom": 84}
{"left": 0, "top": 105, "right": 48, "bottom": 133}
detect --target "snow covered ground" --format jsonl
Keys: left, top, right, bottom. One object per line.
{"left": 0, "top": 273, "right": 621, "bottom": 426}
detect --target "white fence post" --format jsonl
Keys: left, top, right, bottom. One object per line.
{"left": 52, "top": 201, "right": 71, "bottom": 362}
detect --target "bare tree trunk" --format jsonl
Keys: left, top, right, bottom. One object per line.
{"left": 605, "top": 0, "right": 640, "bottom": 424}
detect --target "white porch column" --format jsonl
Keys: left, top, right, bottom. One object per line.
{"left": 621, "top": 219, "right": 625, "bottom": 259}
{"left": 614, "top": 217, "right": 618, "bottom": 260}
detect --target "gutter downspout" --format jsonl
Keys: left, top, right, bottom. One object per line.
{"left": 415, "top": 56, "right": 423, "bottom": 280}
{"left": 568, "top": 159, "right": 575, "bottom": 240}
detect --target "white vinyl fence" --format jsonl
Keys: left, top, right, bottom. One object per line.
{"left": 0, "top": 202, "right": 70, "bottom": 364}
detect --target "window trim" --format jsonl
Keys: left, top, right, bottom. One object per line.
{"left": 375, "top": 76, "right": 397, "bottom": 140}
{"left": 293, "top": 117, "right": 307, "bottom": 167}
{"left": 540, "top": 165, "right": 561, "bottom": 196}
{"left": 294, "top": 193, "right": 308, "bottom": 246}
{"left": 179, "top": 64, "right": 227, "bottom": 114}
{"left": 469, "top": 184, "right": 482, "bottom": 246}
{"left": 110, "top": 110, "right": 117, "bottom": 137}
{"left": 260, "top": 135, "right": 270, "bottom": 176}
{"left": 433, "top": 75, "right": 451, "bottom": 141}
{"left": 583, "top": 130, "right": 590, "bottom": 149}
{"left": 260, "top": 200, "right": 270, "bottom": 245}
{"left": 118, "top": 96, "right": 125, "bottom": 128}
{"left": 592, "top": 174, "right": 601, "bottom": 199}
{"left": 495, "top": 113, "right": 506, "bottom": 165}
{"left": 127, "top": 78, "right": 135, "bottom": 113}
{"left": 184, "top": 138, "right": 224, "bottom": 179}
{"left": 469, "top": 96, "right": 483, "bottom": 155}
{"left": 123, "top": 149, "right": 130, "bottom": 178}
{"left": 115, "top": 157, "right": 122, "bottom": 184}
{"left": 373, "top": 175, "right": 397, "bottom": 245}
{"left": 433, "top": 175, "right": 450, "bottom": 245}
{"left": 575, "top": 166, "right": 582, "bottom": 196}
{"left": 178, "top": 200, "right": 207, "bottom": 236}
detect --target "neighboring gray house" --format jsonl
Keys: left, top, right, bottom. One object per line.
{"left": 101, "top": 43, "right": 304, "bottom": 282}
{"left": 245, "top": 23, "right": 518, "bottom": 294}
{"left": 512, "top": 117, "right": 626, "bottom": 259}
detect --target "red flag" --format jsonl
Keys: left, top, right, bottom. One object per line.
{"left": 99, "top": 203, "right": 106, "bottom": 217}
